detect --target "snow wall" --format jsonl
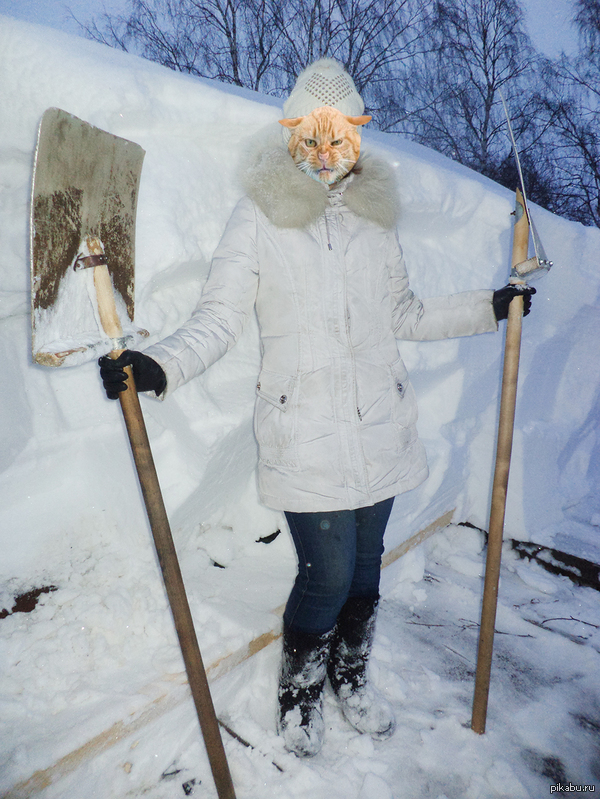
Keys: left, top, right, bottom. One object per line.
{"left": 1, "top": 13, "right": 600, "bottom": 594}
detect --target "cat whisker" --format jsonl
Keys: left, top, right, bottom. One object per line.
{"left": 297, "top": 160, "right": 313, "bottom": 174}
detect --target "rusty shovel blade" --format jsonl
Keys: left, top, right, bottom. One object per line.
{"left": 31, "top": 108, "right": 145, "bottom": 366}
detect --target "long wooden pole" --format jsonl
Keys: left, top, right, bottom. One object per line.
{"left": 471, "top": 189, "right": 529, "bottom": 735}
{"left": 91, "top": 241, "right": 237, "bottom": 799}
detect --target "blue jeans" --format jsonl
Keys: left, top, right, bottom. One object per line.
{"left": 283, "top": 497, "right": 395, "bottom": 634}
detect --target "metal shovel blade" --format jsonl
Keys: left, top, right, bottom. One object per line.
{"left": 31, "top": 108, "right": 145, "bottom": 366}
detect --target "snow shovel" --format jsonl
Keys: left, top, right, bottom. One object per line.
{"left": 470, "top": 185, "right": 551, "bottom": 735}
{"left": 31, "top": 108, "right": 237, "bottom": 799}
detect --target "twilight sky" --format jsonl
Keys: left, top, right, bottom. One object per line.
{"left": 0, "top": 0, "right": 581, "bottom": 58}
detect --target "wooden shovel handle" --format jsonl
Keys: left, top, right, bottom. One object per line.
{"left": 116, "top": 376, "right": 236, "bottom": 799}
{"left": 92, "top": 256, "right": 236, "bottom": 798}
{"left": 471, "top": 189, "right": 528, "bottom": 734}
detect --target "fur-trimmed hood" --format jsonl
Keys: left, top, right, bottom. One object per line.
{"left": 239, "top": 128, "right": 400, "bottom": 230}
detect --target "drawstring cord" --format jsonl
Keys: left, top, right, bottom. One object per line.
{"left": 324, "top": 213, "right": 333, "bottom": 250}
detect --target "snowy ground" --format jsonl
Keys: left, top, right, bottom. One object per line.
{"left": 1, "top": 13, "right": 600, "bottom": 799}
{"left": 2, "top": 524, "right": 599, "bottom": 798}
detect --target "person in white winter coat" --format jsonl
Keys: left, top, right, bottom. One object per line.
{"left": 99, "top": 59, "right": 534, "bottom": 758}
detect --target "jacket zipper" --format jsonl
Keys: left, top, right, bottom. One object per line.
{"left": 341, "top": 246, "right": 370, "bottom": 499}
{"left": 327, "top": 200, "right": 362, "bottom": 421}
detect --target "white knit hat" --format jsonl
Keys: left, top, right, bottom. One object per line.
{"left": 282, "top": 58, "right": 365, "bottom": 119}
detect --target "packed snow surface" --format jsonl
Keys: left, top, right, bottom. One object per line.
{"left": 0, "top": 14, "right": 599, "bottom": 799}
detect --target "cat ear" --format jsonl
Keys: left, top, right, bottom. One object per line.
{"left": 279, "top": 117, "right": 305, "bottom": 128}
{"left": 345, "top": 115, "right": 372, "bottom": 127}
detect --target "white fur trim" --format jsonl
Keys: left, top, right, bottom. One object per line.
{"left": 240, "top": 128, "right": 400, "bottom": 230}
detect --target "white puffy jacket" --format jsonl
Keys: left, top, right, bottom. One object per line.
{"left": 145, "top": 134, "right": 498, "bottom": 512}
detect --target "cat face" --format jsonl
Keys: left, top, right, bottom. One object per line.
{"left": 279, "top": 106, "right": 371, "bottom": 185}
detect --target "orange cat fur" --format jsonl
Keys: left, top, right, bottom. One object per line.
{"left": 279, "top": 106, "right": 372, "bottom": 186}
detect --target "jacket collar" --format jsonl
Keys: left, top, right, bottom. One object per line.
{"left": 240, "top": 127, "right": 400, "bottom": 230}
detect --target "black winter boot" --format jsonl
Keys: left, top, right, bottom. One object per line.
{"left": 277, "top": 622, "right": 334, "bottom": 757}
{"left": 328, "top": 595, "right": 396, "bottom": 739}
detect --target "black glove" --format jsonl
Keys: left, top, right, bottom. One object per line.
{"left": 492, "top": 284, "right": 536, "bottom": 321}
{"left": 98, "top": 350, "right": 166, "bottom": 400}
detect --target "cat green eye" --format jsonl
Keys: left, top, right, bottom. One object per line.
{"left": 331, "top": 139, "right": 343, "bottom": 146}
{"left": 305, "top": 138, "right": 317, "bottom": 147}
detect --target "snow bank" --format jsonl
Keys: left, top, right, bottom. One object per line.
{"left": 0, "top": 13, "right": 599, "bottom": 795}
{"left": 1, "top": 15, "right": 598, "bottom": 576}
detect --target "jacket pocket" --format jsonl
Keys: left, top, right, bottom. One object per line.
{"left": 389, "top": 359, "right": 418, "bottom": 428}
{"left": 254, "top": 370, "right": 298, "bottom": 455}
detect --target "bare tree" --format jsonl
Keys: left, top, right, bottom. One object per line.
{"left": 79, "top": 0, "right": 431, "bottom": 101}
{"left": 536, "top": 0, "right": 600, "bottom": 226}
{"left": 79, "top": 0, "right": 287, "bottom": 91}
{"left": 77, "top": 0, "right": 599, "bottom": 227}
{"left": 179, "top": 0, "right": 287, "bottom": 89}
{"left": 275, "top": 0, "right": 431, "bottom": 95}
{"left": 403, "top": 0, "right": 539, "bottom": 180}
{"left": 81, "top": 1, "right": 201, "bottom": 74}
{"left": 574, "top": 0, "right": 600, "bottom": 56}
